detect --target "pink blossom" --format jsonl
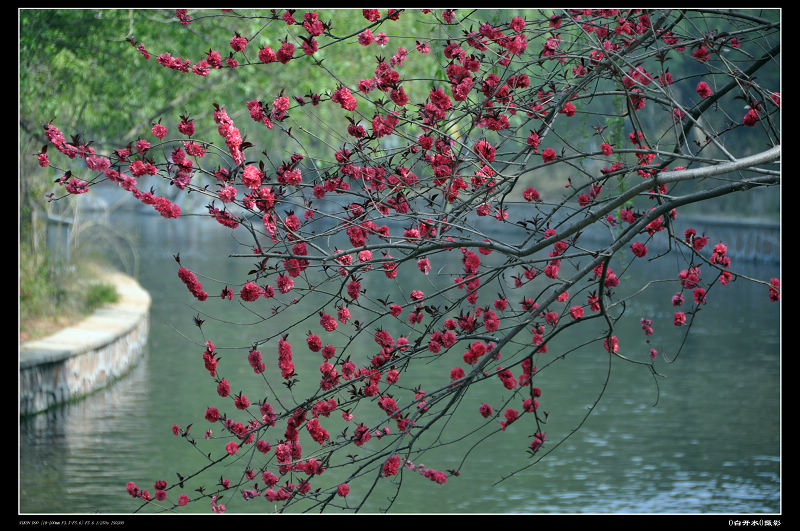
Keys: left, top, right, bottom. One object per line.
{"left": 743, "top": 107, "right": 759, "bottom": 127}
{"left": 769, "top": 278, "right": 780, "bottom": 302}
{"left": 696, "top": 81, "right": 714, "bottom": 98}
{"left": 382, "top": 455, "right": 402, "bottom": 477}
{"left": 569, "top": 306, "right": 584, "bottom": 319}
{"left": 230, "top": 34, "right": 248, "bottom": 52}
{"left": 631, "top": 242, "right": 647, "bottom": 257}
{"left": 240, "top": 281, "right": 262, "bottom": 301}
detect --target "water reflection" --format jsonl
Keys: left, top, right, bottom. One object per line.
{"left": 20, "top": 352, "right": 153, "bottom": 513}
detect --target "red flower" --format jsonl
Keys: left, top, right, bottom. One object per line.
{"left": 276, "top": 41, "right": 295, "bottom": 63}
{"left": 374, "top": 329, "right": 394, "bottom": 348}
{"left": 307, "top": 333, "right": 322, "bottom": 352}
{"left": 240, "top": 281, "right": 263, "bottom": 301}
{"left": 510, "top": 15, "right": 526, "bottom": 32}
{"left": 500, "top": 408, "right": 518, "bottom": 430}
{"left": 278, "top": 338, "right": 295, "bottom": 379}
{"left": 353, "top": 423, "right": 372, "bottom": 446}
{"left": 530, "top": 432, "right": 546, "bottom": 452}
{"left": 332, "top": 86, "right": 358, "bottom": 111}
{"left": 526, "top": 131, "right": 540, "bottom": 151}
{"left": 693, "top": 288, "right": 707, "bottom": 304}
{"left": 258, "top": 45, "right": 276, "bottom": 63}
{"left": 603, "top": 336, "right": 619, "bottom": 353}
{"left": 248, "top": 348, "right": 265, "bottom": 374}
{"left": 320, "top": 313, "right": 338, "bottom": 332}
{"left": 175, "top": 9, "right": 190, "bottom": 25}
{"left": 382, "top": 455, "right": 402, "bottom": 477}
{"left": 205, "top": 407, "right": 220, "bottom": 423}
{"left": 768, "top": 278, "right": 780, "bottom": 302}
{"left": 743, "top": 107, "right": 759, "bottom": 127}
{"left": 234, "top": 393, "right": 250, "bottom": 410}
{"left": 177, "top": 117, "right": 195, "bottom": 137}
{"left": 692, "top": 45, "right": 710, "bottom": 62}
{"left": 301, "top": 37, "right": 318, "bottom": 55}
{"left": 523, "top": 187, "right": 540, "bottom": 202}
{"left": 229, "top": 34, "right": 248, "bottom": 52}
{"left": 541, "top": 148, "right": 556, "bottom": 163}
{"left": 631, "top": 242, "right": 648, "bottom": 257}
{"left": 358, "top": 28, "right": 374, "bottom": 46}
{"left": 473, "top": 139, "right": 496, "bottom": 162}
{"left": 126, "top": 482, "right": 140, "bottom": 498}
{"left": 152, "top": 123, "right": 167, "bottom": 138}
{"left": 696, "top": 81, "right": 714, "bottom": 98}
{"left": 178, "top": 266, "right": 208, "bottom": 301}
{"left": 450, "top": 366, "right": 465, "bottom": 382}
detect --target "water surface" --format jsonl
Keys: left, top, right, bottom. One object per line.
{"left": 19, "top": 211, "right": 780, "bottom": 514}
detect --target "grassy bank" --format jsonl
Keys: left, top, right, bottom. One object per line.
{"left": 19, "top": 248, "right": 119, "bottom": 343}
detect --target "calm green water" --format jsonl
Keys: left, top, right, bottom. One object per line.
{"left": 19, "top": 211, "right": 780, "bottom": 514}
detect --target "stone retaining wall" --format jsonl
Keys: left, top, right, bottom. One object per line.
{"left": 19, "top": 269, "right": 151, "bottom": 416}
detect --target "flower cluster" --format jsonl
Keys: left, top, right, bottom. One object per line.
{"left": 37, "top": 7, "right": 781, "bottom": 515}
{"left": 177, "top": 266, "right": 208, "bottom": 301}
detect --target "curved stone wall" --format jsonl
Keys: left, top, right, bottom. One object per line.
{"left": 19, "top": 269, "right": 151, "bottom": 416}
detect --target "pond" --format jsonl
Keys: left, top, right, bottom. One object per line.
{"left": 19, "top": 209, "right": 780, "bottom": 514}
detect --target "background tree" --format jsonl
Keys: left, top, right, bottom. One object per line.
{"left": 30, "top": 8, "right": 780, "bottom": 513}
